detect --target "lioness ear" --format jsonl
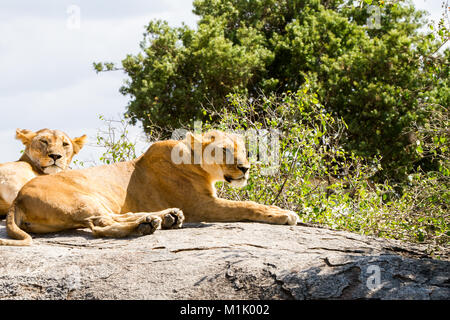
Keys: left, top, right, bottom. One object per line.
{"left": 203, "top": 131, "right": 219, "bottom": 142}
{"left": 185, "top": 132, "right": 201, "bottom": 143}
{"left": 15, "top": 129, "right": 37, "bottom": 146}
{"left": 184, "top": 132, "right": 204, "bottom": 153}
{"left": 72, "top": 135, "right": 87, "bottom": 154}
{"left": 185, "top": 132, "right": 195, "bottom": 141}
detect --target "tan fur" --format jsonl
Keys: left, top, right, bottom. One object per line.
{"left": 0, "top": 129, "right": 87, "bottom": 219}
{"left": 0, "top": 130, "right": 298, "bottom": 246}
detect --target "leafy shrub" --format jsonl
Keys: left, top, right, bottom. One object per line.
{"left": 96, "top": 115, "right": 138, "bottom": 164}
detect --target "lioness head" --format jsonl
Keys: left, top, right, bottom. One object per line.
{"left": 16, "top": 128, "right": 87, "bottom": 174}
{"left": 181, "top": 130, "right": 250, "bottom": 188}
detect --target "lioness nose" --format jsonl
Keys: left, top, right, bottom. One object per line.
{"left": 237, "top": 165, "right": 249, "bottom": 174}
{"left": 49, "top": 154, "right": 62, "bottom": 161}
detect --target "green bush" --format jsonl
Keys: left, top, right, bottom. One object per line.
{"left": 96, "top": 115, "right": 138, "bottom": 164}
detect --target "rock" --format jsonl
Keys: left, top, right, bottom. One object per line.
{"left": 0, "top": 221, "right": 448, "bottom": 300}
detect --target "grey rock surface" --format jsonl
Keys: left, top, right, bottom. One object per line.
{"left": 0, "top": 220, "right": 448, "bottom": 300}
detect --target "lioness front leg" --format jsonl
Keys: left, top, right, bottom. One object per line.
{"left": 190, "top": 198, "right": 299, "bottom": 225}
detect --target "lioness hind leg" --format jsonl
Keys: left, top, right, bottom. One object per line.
{"left": 104, "top": 209, "right": 184, "bottom": 229}
{"left": 87, "top": 214, "right": 161, "bottom": 238}
{"left": 149, "top": 208, "right": 184, "bottom": 229}
{"left": 135, "top": 216, "right": 162, "bottom": 235}
{"left": 0, "top": 198, "right": 10, "bottom": 220}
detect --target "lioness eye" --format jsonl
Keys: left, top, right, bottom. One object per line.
{"left": 63, "top": 142, "right": 69, "bottom": 147}
{"left": 223, "top": 148, "right": 234, "bottom": 161}
{"left": 40, "top": 140, "right": 48, "bottom": 145}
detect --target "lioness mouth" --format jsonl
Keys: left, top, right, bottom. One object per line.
{"left": 41, "top": 164, "right": 63, "bottom": 174}
{"left": 43, "top": 164, "right": 61, "bottom": 169}
{"left": 224, "top": 175, "right": 246, "bottom": 183}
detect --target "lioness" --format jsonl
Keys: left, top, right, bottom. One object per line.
{"left": 0, "top": 130, "right": 298, "bottom": 246}
{"left": 0, "top": 129, "right": 87, "bottom": 219}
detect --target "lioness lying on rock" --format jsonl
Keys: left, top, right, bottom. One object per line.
{"left": 0, "top": 129, "right": 87, "bottom": 220}
{"left": 0, "top": 130, "right": 298, "bottom": 246}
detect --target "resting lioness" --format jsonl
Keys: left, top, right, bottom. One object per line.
{"left": 0, "top": 129, "right": 87, "bottom": 219}
{"left": 0, "top": 130, "right": 298, "bottom": 246}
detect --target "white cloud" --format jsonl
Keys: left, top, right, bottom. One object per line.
{"left": 0, "top": 10, "right": 197, "bottom": 95}
{"left": 0, "top": 0, "right": 183, "bottom": 20}
{"left": 413, "top": 0, "right": 447, "bottom": 22}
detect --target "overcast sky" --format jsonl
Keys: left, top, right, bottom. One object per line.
{"left": 0, "top": 0, "right": 446, "bottom": 165}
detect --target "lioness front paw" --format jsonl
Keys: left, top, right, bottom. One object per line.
{"left": 136, "top": 216, "right": 161, "bottom": 235}
{"left": 284, "top": 210, "right": 300, "bottom": 225}
{"left": 267, "top": 206, "right": 299, "bottom": 225}
{"left": 161, "top": 208, "right": 184, "bottom": 229}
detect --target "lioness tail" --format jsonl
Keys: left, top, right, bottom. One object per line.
{"left": 0, "top": 203, "right": 32, "bottom": 246}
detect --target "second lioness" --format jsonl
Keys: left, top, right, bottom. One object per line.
{"left": 0, "top": 128, "right": 87, "bottom": 218}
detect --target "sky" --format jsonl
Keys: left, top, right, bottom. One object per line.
{"left": 0, "top": 0, "right": 446, "bottom": 165}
